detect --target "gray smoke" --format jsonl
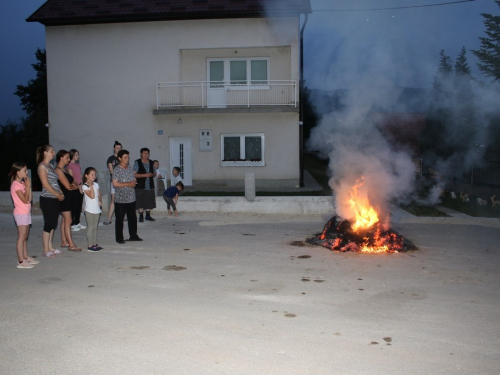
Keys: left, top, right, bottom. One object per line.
{"left": 307, "top": 83, "right": 417, "bottom": 222}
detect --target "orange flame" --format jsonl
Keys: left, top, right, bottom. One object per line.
{"left": 347, "top": 179, "right": 379, "bottom": 232}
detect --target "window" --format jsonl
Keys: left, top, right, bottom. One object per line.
{"left": 221, "top": 133, "right": 265, "bottom": 166}
{"left": 250, "top": 60, "right": 268, "bottom": 84}
{"left": 230, "top": 61, "right": 247, "bottom": 84}
{"left": 208, "top": 58, "right": 269, "bottom": 87}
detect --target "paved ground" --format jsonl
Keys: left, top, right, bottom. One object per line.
{"left": 1, "top": 210, "right": 499, "bottom": 375}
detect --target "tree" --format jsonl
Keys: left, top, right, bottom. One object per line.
{"left": 453, "top": 47, "right": 476, "bottom": 148}
{"left": 422, "top": 49, "right": 478, "bottom": 169}
{"left": 422, "top": 50, "right": 454, "bottom": 160}
{"left": 0, "top": 120, "right": 26, "bottom": 190}
{"left": 431, "top": 50, "right": 454, "bottom": 107}
{"left": 472, "top": 0, "right": 500, "bottom": 81}
{"left": 302, "top": 84, "right": 319, "bottom": 143}
{"left": 455, "top": 46, "right": 471, "bottom": 76}
{"left": 14, "top": 48, "right": 49, "bottom": 148}
{"left": 8, "top": 48, "right": 49, "bottom": 190}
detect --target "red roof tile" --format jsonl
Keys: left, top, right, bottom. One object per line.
{"left": 27, "top": 0, "right": 311, "bottom": 26}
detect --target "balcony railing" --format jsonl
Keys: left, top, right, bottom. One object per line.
{"left": 156, "top": 80, "right": 297, "bottom": 109}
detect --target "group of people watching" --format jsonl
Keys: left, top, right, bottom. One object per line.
{"left": 9, "top": 141, "right": 185, "bottom": 269}
{"left": 35, "top": 145, "right": 101, "bottom": 258}
{"left": 103, "top": 141, "right": 184, "bottom": 244}
{"left": 11, "top": 141, "right": 185, "bottom": 268}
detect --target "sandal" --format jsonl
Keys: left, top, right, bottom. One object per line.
{"left": 60, "top": 244, "right": 70, "bottom": 248}
{"left": 103, "top": 221, "right": 111, "bottom": 225}
{"left": 52, "top": 249, "right": 62, "bottom": 254}
{"left": 42, "top": 251, "right": 57, "bottom": 258}
{"left": 68, "top": 246, "right": 82, "bottom": 252}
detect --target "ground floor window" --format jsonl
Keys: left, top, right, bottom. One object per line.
{"left": 221, "top": 133, "right": 265, "bottom": 166}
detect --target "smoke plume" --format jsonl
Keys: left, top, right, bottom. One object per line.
{"left": 308, "top": 83, "right": 417, "bottom": 223}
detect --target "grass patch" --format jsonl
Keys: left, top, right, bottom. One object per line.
{"left": 182, "top": 191, "right": 244, "bottom": 197}
{"left": 182, "top": 190, "right": 328, "bottom": 197}
{"left": 304, "top": 152, "right": 331, "bottom": 192}
{"left": 440, "top": 195, "right": 500, "bottom": 218}
{"left": 399, "top": 202, "right": 449, "bottom": 217}
{"left": 181, "top": 152, "right": 332, "bottom": 197}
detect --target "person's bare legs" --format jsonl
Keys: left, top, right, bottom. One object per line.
{"left": 61, "top": 211, "right": 78, "bottom": 249}
{"left": 60, "top": 215, "right": 69, "bottom": 246}
{"left": 48, "top": 230, "right": 56, "bottom": 252}
{"left": 107, "top": 193, "right": 115, "bottom": 223}
{"left": 42, "top": 230, "right": 55, "bottom": 255}
{"left": 16, "top": 225, "right": 29, "bottom": 262}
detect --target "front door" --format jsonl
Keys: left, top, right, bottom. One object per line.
{"left": 169, "top": 137, "right": 192, "bottom": 186}
{"left": 207, "top": 59, "right": 226, "bottom": 108}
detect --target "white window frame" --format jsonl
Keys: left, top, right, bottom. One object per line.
{"left": 220, "top": 133, "right": 266, "bottom": 167}
{"left": 207, "top": 58, "right": 270, "bottom": 90}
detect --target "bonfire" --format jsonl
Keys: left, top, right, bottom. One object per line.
{"left": 307, "top": 179, "right": 417, "bottom": 253}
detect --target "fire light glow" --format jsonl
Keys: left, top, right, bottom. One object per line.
{"left": 308, "top": 178, "right": 417, "bottom": 254}
{"left": 347, "top": 178, "right": 379, "bottom": 233}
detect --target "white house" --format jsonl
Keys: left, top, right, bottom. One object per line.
{"left": 28, "top": 0, "right": 311, "bottom": 191}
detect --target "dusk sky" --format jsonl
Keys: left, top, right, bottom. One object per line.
{"left": 0, "top": 0, "right": 498, "bottom": 124}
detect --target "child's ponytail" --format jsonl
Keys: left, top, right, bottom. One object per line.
{"left": 36, "top": 145, "right": 52, "bottom": 164}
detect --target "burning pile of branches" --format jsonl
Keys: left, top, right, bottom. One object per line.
{"left": 307, "top": 178, "right": 417, "bottom": 253}
{"left": 307, "top": 216, "right": 417, "bottom": 253}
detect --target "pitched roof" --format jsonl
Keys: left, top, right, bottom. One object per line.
{"left": 27, "top": 0, "right": 311, "bottom": 26}
{"left": 373, "top": 113, "right": 427, "bottom": 157}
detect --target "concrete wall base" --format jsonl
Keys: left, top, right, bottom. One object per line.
{"left": 0, "top": 192, "right": 335, "bottom": 215}
{"left": 154, "top": 196, "right": 335, "bottom": 215}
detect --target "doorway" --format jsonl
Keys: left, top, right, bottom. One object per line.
{"left": 207, "top": 59, "right": 226, "bottom": 108}
{"left": 169, "top": 137, "right": 192, "bottom": 186}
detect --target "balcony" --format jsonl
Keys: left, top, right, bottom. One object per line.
{"left": 154, "top": 80, "right": 298, "bottom": 115}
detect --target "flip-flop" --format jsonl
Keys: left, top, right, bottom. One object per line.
{"left": 52, "top": 249, "right": 62, "bottom": 254}
{"left": 60, "top": 244, "right": 70, "bottom": 248}
{"left": 68, "top": 247, "right": 82, "bottom": 252}
{"left": 42, "top": 251, "right": 56, "bottom": 258}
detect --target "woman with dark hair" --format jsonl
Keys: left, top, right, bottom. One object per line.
{"left": 113, "top": 149, "right": 142, "bottom": 244}
{"left": 133, "top": 147, "right": 157, "bottom": 222}
{"left": 67, "top": 149, "right": 86, "bottom": 231}
{"left": 55, "top": 150, "right": 82, "bottom": 252}
{"left": 104, "top": 141, "right": 122, "bottom": 225}
{"left": 36, "top": 145, "right": 65, "bottom": 257}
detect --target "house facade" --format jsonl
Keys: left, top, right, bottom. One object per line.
{"left": 28, "top": 0, "right": 311, "bottom": 190}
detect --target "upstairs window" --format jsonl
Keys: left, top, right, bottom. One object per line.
{"left": 208, "top": 58, "right": 269, "bottom": 87}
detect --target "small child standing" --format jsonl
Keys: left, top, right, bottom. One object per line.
{"left": 10, "top": 162, "right": 38, "bottom": 269}
{"left": 153, "top": 160, "right": 165, "bottom": 196}
{"left": 163, "top": 181, "right": 184, "bottom": 217}
{"left": 171, "top": 166, "right": 183, "bottom": 186}
{"left": 82, "top": 167, "right": 103, "bottom": 252}
{"left": 153, "top": 160, "right": 162, "bottom": 178}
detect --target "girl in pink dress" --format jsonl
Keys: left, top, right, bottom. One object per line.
{"left": 10, "top": 162, "right": 39, "bottom": 269}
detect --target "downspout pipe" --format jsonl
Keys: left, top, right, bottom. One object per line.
{"left": 299, "top": 13, "right": 308, "bottom": 188}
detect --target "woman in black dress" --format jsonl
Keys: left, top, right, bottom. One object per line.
{"left": 55, "top": 150, "right": 81, "bottom": 251}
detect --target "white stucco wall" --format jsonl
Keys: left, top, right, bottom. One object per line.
{"left": 153, "top": 112, "right": 299, "bottom": 180}
{"left": 45, "top": 17, "right": 300, "bottom": 182}
{"left": 180, "top": 46, "right": 292, "bottom": 82}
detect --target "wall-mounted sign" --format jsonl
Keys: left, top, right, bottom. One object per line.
{"left": 158, "top": 130, "right": 163, "bottom": 135}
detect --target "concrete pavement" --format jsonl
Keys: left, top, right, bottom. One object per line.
{"left": 1, "top": 209, "right": 499, "bottom": 374}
